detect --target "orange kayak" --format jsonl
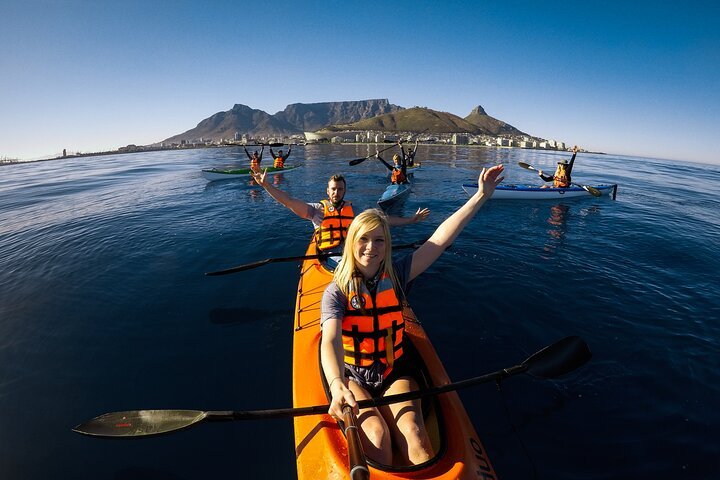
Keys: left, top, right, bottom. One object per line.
{"left": 292, "top": 238, "right": 498, "bottom": 479}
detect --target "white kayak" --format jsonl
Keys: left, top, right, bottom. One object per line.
{"left": 201, "top": 164, "right": 300, "bottom": 181}
{"left": 462, "top": 183, "right": 618, "bottom": 200}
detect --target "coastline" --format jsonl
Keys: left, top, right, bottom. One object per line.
{"left": 2, "top": 141, "right": 600, "bottom": 168}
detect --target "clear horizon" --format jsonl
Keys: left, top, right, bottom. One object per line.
{"left": 2, "top": 0, "right": 718, "bottom": 165}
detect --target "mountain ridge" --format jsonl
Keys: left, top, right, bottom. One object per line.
{"left": 160, "top": 99, "right": 531, "bottom": 144}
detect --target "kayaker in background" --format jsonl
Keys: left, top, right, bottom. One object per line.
{"left": 244, "top": 145, "right": 264, "bottom": 173}
{"left": 400, "top": 138, "right": 419, "bottom": 167}
{"left": 249, "top": 170, "right": 429, "bottom": 253}
{"left": 375, "top": 151, "right": 408, "bottom": 185}
{"left": 320, "top": 165, "right": 504, "bottom": 466}
{"left": 538, "top": 145, "right": 578, "bottom": 188}
{"left": 269, "top": 146, "right": 291, "bottom": 169}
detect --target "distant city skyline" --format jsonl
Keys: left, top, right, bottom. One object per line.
{"left": 1, "top": 1, "right": 718, "bottom": 165}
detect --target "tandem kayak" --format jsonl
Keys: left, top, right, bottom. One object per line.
{"left": 201, "top": 164, "right": 299, "bottom": 181}
{"left": 462, "top": 182, "right": 618, "bottom": 200}
{"left": 292, "top": 238, "right": 497, "bottom": 479}
{"left": 377, "top": 183, "right": 412, "bottom": 209}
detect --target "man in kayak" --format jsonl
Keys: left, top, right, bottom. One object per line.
{"left": 250, "top": 169, "right": 429, "bottom": 254}
{"left": 375, "top": 151, "right": 408, "bottom": 185}
{"left": 269, "top": 146, "right": 291, "bottom": 169}
{"left": 320, "top": 165, "right": 504, "bottom": 466}
{"left": 244, "top": 145, "right": 264, "bottom": 173}
{"left": 400, "top": 138, "right": 419, "bottom": 167}
{"left": 537, "top": 145, "right": 578, "bottom": 188}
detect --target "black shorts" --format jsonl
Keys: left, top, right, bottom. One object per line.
{"left": 345, "top": 347, "right": 420, "bottom": 397}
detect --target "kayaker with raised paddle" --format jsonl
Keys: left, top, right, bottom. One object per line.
{"left": 538, "top": 145, "right": 578, "bottom": 188}
{"left": 320, "top": 164, "right": 504, "bottom": 466}
{"left": 375, "top": 151, "right": 408, "bottom": 185}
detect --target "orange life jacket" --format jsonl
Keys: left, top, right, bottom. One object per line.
{"left": 391, "top": 168, "right": 406, "bottom": 184}
{"left": 316, "top": 200, "right": 354, "bottom": 251}
{"left": 553, "top": 173, "right": 570, "bottom": 188}
{"left": 342, "top": 273, "right": 405, "bottom": 374}
{"left": 273, "top": 156, "right": 284, "bottom": 169}
{"left": 250, "top": 157, "right": 260, "bottom": 169}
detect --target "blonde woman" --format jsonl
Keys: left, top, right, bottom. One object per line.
{"left": 320, "top": 165, "right": 504, "bottom": 466}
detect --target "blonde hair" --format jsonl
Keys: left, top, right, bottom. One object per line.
{"left": 333, "top": 209, "right": 400, "bottom": 298}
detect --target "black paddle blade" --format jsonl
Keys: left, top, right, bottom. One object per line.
{"left": 518, "top": 162, "right": 534, "bottom": 170}
{"left": 72, "top": 410, "right": 207, "bottom": 438}
{"left": 349, "top": 156, "right": 369, "bottom": 166}
{"left": 523, "top": 336, "right": 591, "bottom": 379}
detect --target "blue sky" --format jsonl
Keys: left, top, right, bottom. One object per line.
{"left": 2, "top": 0, "right": 718, "bottom": 164}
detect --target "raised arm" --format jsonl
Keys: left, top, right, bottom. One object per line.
{"left": 398, "top": 141, "right": 407, "bottom": 161}
{"left": 250, "top": 168, "right": 313, "bottom": 219}
{"left": 243, "top": 146, "right": 252, "bottom": 160}
{"left": 566, "top": 145, "right": 578, "bottom": 177}
{"left": 269, "top": 147, "right": 276, "bottom": 158}
{"left": 409, "top": 165, "right": 504, "bottom": 280}
{"left": 284, "top": 146, "right": 292, "bottom": 160}
{"left": 411, "top": 139, "right": 419, "bottom": 159}
{"left": 375, "top": 152, "right": 395, "bottom": 172}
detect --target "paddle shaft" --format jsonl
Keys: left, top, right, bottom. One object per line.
{"left": 349, "top": 142, "right": 398, "bottom": 166}
{"left": 205, "top": 241, "right": 422, "bottom": 276}
{"left": 343, "top": 405, "right": 369, "bottom": 480}
{"left": 150, "top": 364, "right": 530, "bottom": 423}
{"left": 349, "top": 129, "right": 428, "bottom": 166}
{"left": 73, "top": 336, "right": 590, "bottom": 437}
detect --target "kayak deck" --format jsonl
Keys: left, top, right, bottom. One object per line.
{"left": 377, "top": 183, "right": 412, "bottom": 208}
{"left": 463, "top": 182, "right": 618, "bottom": 200}
{"left": 292, "top": 239, "right": 497, "bottom": 479}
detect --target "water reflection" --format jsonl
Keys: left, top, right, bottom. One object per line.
{"left": 543, "top": 203, "right": 570, "bottom": 254}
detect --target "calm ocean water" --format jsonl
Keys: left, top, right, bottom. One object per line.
{"left": 1, "top": 145, "right": 718, "bottom": 479}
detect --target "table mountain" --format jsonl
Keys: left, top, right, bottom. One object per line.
{"left": 161, "top": 99, "right": 401, "bottom": 144}
{"left": 159, "top": 99, "right": 526, "bottom": 144}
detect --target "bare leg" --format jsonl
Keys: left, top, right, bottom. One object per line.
{"left": 347, "top": 380, "right": 393, "bottom": 465}
{"left": 380, "top": 376, "right": 434, "bottom": 465}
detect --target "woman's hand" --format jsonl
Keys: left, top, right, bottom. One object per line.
{"left": 328, "top": 378, "right": 358, "bottom": 419}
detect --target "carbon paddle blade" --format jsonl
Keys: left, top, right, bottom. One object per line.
{"left": 72, "top": 410, "right": 209, "bottom": 438}
{"left": 523, "top": 336, "right": 591, "bottom": 379}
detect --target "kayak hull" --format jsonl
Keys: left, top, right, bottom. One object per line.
{"left": 292, "top": 239, "right": 497, "bottom": 479}
{"left": 377, "top": 183, "right": 412, "bottom": 208}
{"left": 201, "top": 164, "right": 299, "bottom": 181}
{"left": 462, "top": 183, "right": 618, "bottom": 199}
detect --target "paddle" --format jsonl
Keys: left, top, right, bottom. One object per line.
{"left": 349, "top": 142, "right": 398, "bottom": 166}
{"left": 72, "top": 336, "right": 590, "bottom": 437}
{"left": 205, "top": 240, "right": 425, "bottom": 276}
{"left": 243, "top": 142, "right": 285, "bottom": 147}
{"left": 517, "top": 162, "right": 601, "bottom": 197}
{"left": 349, "top": 129, "right": 429, "bottom": 166}
{"left": 343, "top": 405, "right": 370, "bottom": 480}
